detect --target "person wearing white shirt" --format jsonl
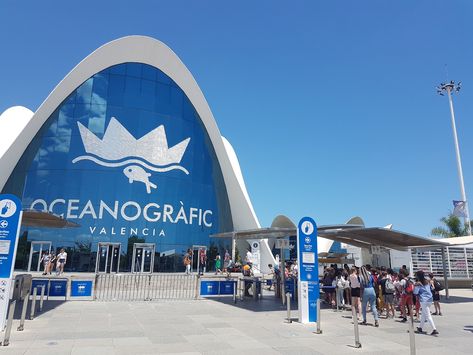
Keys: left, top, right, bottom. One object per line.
{"left": 56, "top": 249, "right": 67, "bottom": 275}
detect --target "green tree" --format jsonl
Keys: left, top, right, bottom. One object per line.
{"left": 431, "top": 213, "right": 472, "bottom": 238}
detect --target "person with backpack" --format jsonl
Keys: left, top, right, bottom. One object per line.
{"left": 399, "top": 269, "right": 414, "bottom": 322}
{"left": 380, "top": 271, "right": 396, "bottom": 318}
{"left": 429, "top": 272, "right": 443, "bottom": 316}
{"left": 414, "top": 271, "right": 439, "bottom": 335}
{"left": 360, "top": 266, "right": 379, "bottom": 327}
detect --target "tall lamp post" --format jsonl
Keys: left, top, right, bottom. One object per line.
{"left": 436, "top": 80, "right": 472, "bottom": 236}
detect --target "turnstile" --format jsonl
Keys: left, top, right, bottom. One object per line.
{"left": 131, "top": 243, "right": 155, "bottom": 273}
{"left": 191, "top": 245, "right": 207, "bottom": 274}
{"left": 95, "top": 242, "right": 121, "bottom": 273}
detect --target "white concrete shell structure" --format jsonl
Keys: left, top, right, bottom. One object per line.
{"left": 0, "top": 36, "right": 276, "bottom": 270}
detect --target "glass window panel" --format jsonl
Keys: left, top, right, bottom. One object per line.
{"left": 3, "top": 62, "right": 233, "bottom": 272}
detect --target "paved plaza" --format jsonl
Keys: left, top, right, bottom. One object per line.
{"left": 2, "top": 289, "right": 473, "bottom": 355}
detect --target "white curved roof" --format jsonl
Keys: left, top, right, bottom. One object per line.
{"left": 0, "top": 36, "right": 259, "bottom": 230}
{"left": 0, "top": 106, "right": 34, "bottom": 161}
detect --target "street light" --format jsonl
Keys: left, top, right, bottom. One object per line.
{"left": 436, "top": 80, "right": 472, "bottom": 235}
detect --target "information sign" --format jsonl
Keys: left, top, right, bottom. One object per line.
{"left": 0, "top": 194, "right": 23, "bottom": 330}
{"left": 71, "top": 280, "right": 93, "bottom": 297}
{"left": 297, "top": 216, "right": 319, "bottom": 324}
{"left": 49, "top": 280, "right": 68, "bottom": 297}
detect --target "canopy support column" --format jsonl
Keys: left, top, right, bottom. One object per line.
{"left": 441, "top": 247, "right": 450, "bottom": 300}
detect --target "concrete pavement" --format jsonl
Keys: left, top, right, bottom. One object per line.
{"left": 2, "top": 289, "right": 473, "bottom": 354}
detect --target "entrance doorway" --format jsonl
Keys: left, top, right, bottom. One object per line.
{"left": 191, "top": 245, "right": 207, "bottom": 274}
{"left": 131, "top": 243, "right": 155, "bottom": 273}
{"left": 95, "top": 243, "right": 121, "bottom": 273}
{"left": 28, "top": 241, "right": 52, "bottom": 272}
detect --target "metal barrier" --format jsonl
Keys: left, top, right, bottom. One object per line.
{"left": 94, "top": 273, "right": 199, "bottom": 301}
{"left": 285, "top": 292, "right": 292, "bottom": 323}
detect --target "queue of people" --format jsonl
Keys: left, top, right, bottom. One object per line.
{"left": 321, "top": 263, "right": 442, "bottom": 335}
{"left": 39, "top": 248, "right": 67, "bottom": 275}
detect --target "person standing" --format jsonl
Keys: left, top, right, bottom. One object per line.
{"left": 380, "top": 271, "right": 395, "bottom": 318}
{"left": 429, "top": 273, "right": 443, "bottom": 316}
{"left": 223, "top": 249, "right": 231, "bottom": 273}
{"left": 349, "top": 267, "right": 362, "bottom": 321}
{"left": 56, "top": 248, "right": 67, "bottom": 275}
{"left": 215, "top": 254, "right": 222, "bottom": 274}
{"left": 48, "top": 252, "right": 56, "bottom": 275}
{"left": 399, "top": 269, "right": 414, "bottom": 322}
{"left": 414, "top": 271, "right": 439, "bottom": 335}
{"left": 198, "top": 248, "right": 207, "bottom": 275}
{"left": 183, "top": 252, "right": 191, "bottom": 275}
{"left": 40, "top": 251, "right": 50, "bottom": 275}
{"left": 360, "top": 266, "right": 379, "bottom": 327}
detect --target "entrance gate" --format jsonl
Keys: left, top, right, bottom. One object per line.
{"left": 95, "top": 243, "right": 121, "bottom": 273}
{"left": 131, "top": 243, "right": 155, "bottom": 273}
{"left": 191, "top": 245, "right": 207, "bottom": 274}
{"left": 28, "top": 241, "right": 52, "bottom": 272}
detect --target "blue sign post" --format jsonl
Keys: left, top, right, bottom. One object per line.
{"left": 297, "top": 217, "right": 319, "bottom": 324}
{"left": 0, "top": 194, "right": 23, "bottom": 330}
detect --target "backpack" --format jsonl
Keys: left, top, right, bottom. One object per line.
{"left": 405, "top": 278, "right": 414, "bottom": 294}
{"left": 434, "top": 279, "right": 444, "bottom": 291}
{"left": 385, "top": 279, "right": 395, "bottom": 294}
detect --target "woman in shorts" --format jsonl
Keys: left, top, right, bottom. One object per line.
{"left": 349, "top": 266, "right": 362, "bottom": 320}
{"left": 56, "top": 248, "right": 67, "bottom": 275}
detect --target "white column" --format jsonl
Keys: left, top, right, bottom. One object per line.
{"left": 447, "top": 87, "right": 472, "bottom": 235}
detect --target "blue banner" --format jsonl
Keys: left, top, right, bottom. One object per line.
{"left": 31, "top": 279, "right": 50, "bottom": 295}
{"left": 49, "top": 280, "right": 68, "bottom": 297}
{"left": 71, "top": 280, "right": 93, "bottom": 297}
{"left": 200, "top": 280, "right": 220, "bottom": 296}
{"left": 0, "top": 194, "right": 23, "bottom": 329}
{"left": 0, "top": 194, "right": 22, "bottom": 278}
{"left": 219, "top": 281, "right": 235, "bottom": 295}
{"left": 297, "top": 217, "right": 319, "bottom": 323}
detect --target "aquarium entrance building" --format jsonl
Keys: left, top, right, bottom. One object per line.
{"left": 0, "top": 36, "right": 273, "bottom": 273}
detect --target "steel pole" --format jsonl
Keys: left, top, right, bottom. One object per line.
{"left": 441, "top": 247, "right": 450, "bottom": 299}
{"left": 17, "top": 290, "right": 30, "bottom": 331}
{"left": 285, "top": 292, "right": 292, "bottom": 323}
{"left": 447, "top": 87, "right": 472, "bottom": 235}
{"left": 350, "top": 297, "right": 361, "bottom": 347}
{"left": 408, "top": 303, "right": 416, "bottom": 355}
{"left": 2, "top": 300, "right": 16, "bottom": 346}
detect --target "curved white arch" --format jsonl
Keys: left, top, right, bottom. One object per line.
{"left": 0, "top": 36, "right": 258, "bottom": 230}
{"left": 0, "top": 106, "right": 34, "bottom": 160}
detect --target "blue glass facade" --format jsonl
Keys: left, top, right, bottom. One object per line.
{"left": 3, "top": 63, "right": 233, "bottom": 272}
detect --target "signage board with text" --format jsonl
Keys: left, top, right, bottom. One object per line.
{"left": 0, "top": 194, "right": 23, "bottom": 330}
{"left": 297, "top": 216, "right": 319, "bottom": 324}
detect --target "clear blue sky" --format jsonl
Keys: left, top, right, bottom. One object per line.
{"left": 1, "top": 1, "right": 473, "bottom": 236}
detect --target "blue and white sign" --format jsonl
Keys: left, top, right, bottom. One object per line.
{"left": 71, "top": 280, "right": 93, "bottom": 298}
{"left": 0, "top": 194, "right": 23, "bottom": 330}
{"left": 297, "top": 217, "right": 319, "bottom": 324}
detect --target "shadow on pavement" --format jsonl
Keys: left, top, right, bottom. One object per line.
{"left": 205, "top": 293, "right": 337, "bottom": 313}
{"left": 10, "top": 299, "right": 66, "bottom": 320}
{"left": 443, "top": 295, "right": 473, "bottom": 304}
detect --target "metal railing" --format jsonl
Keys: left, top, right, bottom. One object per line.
{"left": 94, "top": 273, "right": 199, "bottom": 301}
{"left": 411, "top": 246, "right": 473, "bottom": 278}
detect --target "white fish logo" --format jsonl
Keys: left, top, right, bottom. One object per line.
{"left": 72, "top": 117, "right": 190, "bottom": 194}
{"left": 123, "top": 165, "right": 157, "bottom": 194}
